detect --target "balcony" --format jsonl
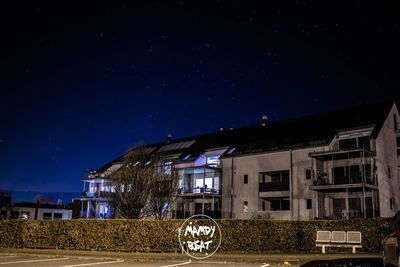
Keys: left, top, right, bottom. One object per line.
{"left": 310, "top": 176, "right": 377, "bottom": 192}
{"left": 309, "top": 148, "right": 375, "bottom": 161}
{"left": 259, "top": 181, "right": 289, "bottom": 192}
{"left": 332, "top": 176, "right": 373, "bottom": 185}
{"left": 177, "top": 186, "right": 221, "bottom": 195}
{"left": 177, "top": 166, "right": 221, "bottom": 196}
{"left": 174, "top": 210, "right": 221, "bottom": 219}
{"left": 83, "top": 191, "right": 110, "bottom": 199}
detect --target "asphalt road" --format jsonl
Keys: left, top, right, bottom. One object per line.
{"left": 0, "top": 254, "right": 267, "bottom": 267}
{"left": 0, "top": 251, "right": 384, "bottom": 267}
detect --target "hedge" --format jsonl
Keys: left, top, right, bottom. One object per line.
{"left": 0, "top": 218, "right": 391, "bottom": 253}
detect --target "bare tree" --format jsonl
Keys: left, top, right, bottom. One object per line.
{"left": 110, "top": 145, "right": 179, "bottom": 219}
{"left": 150, "top": 161, "right": 179, "bottom": 220}
{"left": 33, "top": 194, "right": 54, "bottom": 204}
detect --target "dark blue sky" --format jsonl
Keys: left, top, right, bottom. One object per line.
{"left": 0, "top": 1, "right": 399, "bottom": 193}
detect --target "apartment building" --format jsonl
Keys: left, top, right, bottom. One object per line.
{"left": 80, "top": 101, "right": 400, "bottom": 220}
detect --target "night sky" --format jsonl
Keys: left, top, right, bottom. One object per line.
{"left": 1, "top": 1, "right": 399, "bottom": 193}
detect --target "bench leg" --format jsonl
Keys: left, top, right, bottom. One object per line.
{"left": 322, "top": 245, "right": 326, "bottom": 254}
{"left": 352, "top": 246, "right": 356, "bottom": 254}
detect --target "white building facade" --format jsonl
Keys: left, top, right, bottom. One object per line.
{"left": 80, "top": 102, "right": 400, "bottom": 220}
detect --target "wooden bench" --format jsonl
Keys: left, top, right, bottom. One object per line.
{"left": 316, "top": 230, "right": 362, "bottom": 254}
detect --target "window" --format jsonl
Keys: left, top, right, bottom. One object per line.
{"left": 0, "top": 210, "right": 7, "bottom": 219}
{"left": 357, "top": 136, "right": 370, "bottom": 149}
{"left": 43, "top": 212, "right": 52, "bottom": 220}
{"left": 339, "top": 138, "right": 357, "bottom": 150}
{"left": 259, "top": 170, "right": 290, "bottom": 191}
{"left": 194, "top": 176, "right": 213, "bottom": 192}
{"left": 163, "top": 162, "right": 172, "bottom": 174}
{"left": 260, "top": 170, "right": 289, "bottom": 183}
{"left": 244, "top": 174, "right": 248, "bottom": 184}
{"left": 243, "top": 201, "right": 248, "bottom": 213}
{"left": 206, "top": 156, "right": 220, "bottom": 167}
{"left": 270, "top": 199, "right": 290, "bottom": 210}
{"left": 21, "top": 212, "right": 30, "bottom": 219}
{"left": 227, "top": 147, "right": 236, "bottom": 154}
{"left": 332, "top": 164, "right": 371, "bottom": 184}
{"left": 10, "top": 211, "right": 19, "bottom": 219}
{"left": 394, "top": 115, "right": 398, "bottom": 131}
{"left": 390, "top": 198, "right": 394, "bottom": 210}
{"left": 306, "top": 199, "right": 312, "bottom": 209}
{"left": 305, "top": 168, "right": 313, "bottom": 180}
{"left": 338, "top": 137, "right": 370, "bottom": 150}
{"left": 397, "top": 137, "right": 400, "bottom": 158}
{"left": 388, "top": 167, "right": 392, "bottom": 179}
{"left": 53, "top": 213, "right": 63, "bottom": 220}
{"left": 261, "top": 198, "right": 290, "bottom": 211}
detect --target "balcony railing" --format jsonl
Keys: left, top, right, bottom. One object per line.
{"left": 83, "top": 191, "right": 110, "bottom": 198}
{"left": 174, "top": 210, "right": 221, "bottom": 219}
{"left": 259, "top": 181, "right": 289, "bottom": 192}
{"left": 315, "top": 176, "right": 374, "bottom": 186}
{"left": 177, "top": 187, "right": 221, "bottom": 195}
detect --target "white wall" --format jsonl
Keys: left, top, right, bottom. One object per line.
{"left": 37, "top": 208, "right": 72, "bottom": 220}
{"left": 221, "top": 146, "right": 326, "bottom": 220}
{"left": 375, "top": 104, "right": 400, "bottom": 217}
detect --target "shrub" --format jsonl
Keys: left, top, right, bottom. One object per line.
{"left": 0, "top": 218, "right": 390, "bottom": 253}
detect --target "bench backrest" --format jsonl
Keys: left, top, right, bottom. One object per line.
{"left": 331, "top": 231, "right": 346, "bottom": 243}
{"left": 316, "top": 231, "right": 331, "bottom": 242}
{"left": 347, "top": 231, "right": 362, "bottom": 244}
{"left": 316, "top": 230, "right": 362, "bottom": 244}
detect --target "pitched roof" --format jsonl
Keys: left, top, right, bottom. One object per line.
{"left": 94, "top": 101, "right": 394, "bottom": 172}
{"left": 224, "top": 101, "right": 394, "bottom": 156}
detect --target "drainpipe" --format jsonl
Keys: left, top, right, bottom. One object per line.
{"left": 230, "top": 157, "right": 234, "bottom": 218}
{"left": 34, "top": 201, "right": 39, "bottom": 220}
{"left": 290, "top": 149, "right": 294, "bottom": 220}
{"left": 202, "top": 166, "right": 205, "bottom": 215}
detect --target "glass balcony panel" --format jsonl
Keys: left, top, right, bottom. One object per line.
{"left": 259, "top": 181, "right": 289, "bottom": 192}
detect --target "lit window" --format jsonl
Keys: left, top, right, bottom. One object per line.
{"left": 206, "top": 156, "right": 220, "bottom": 166}
{"left": 163, "top": 162, "right": 172, "bottom": 174}
{"left": 227, "top": 147, "right": 236, "bottom": 154}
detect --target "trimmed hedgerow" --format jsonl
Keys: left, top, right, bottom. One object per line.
{"left": 0, "top": 218, "right": 391, "bottom": 253}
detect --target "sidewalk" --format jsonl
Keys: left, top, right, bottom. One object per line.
{"left": 0, "top": 248, "right": 382, "bottom": 266}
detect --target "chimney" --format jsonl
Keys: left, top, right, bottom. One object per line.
{"left": 220, "top": 127, "right": 234, "bottom": 132}
{"left": 261, "top": 115, "right": 269, "bottom": 126}
{"left": 166, "top": 134, "right": 173, "bottom": 143}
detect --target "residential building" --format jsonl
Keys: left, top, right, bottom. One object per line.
{"left": 0, "top": 202, "right": 72, "bottom": 220}
{"left": 80, "top": 101, "right": 400, "bottom": 220}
